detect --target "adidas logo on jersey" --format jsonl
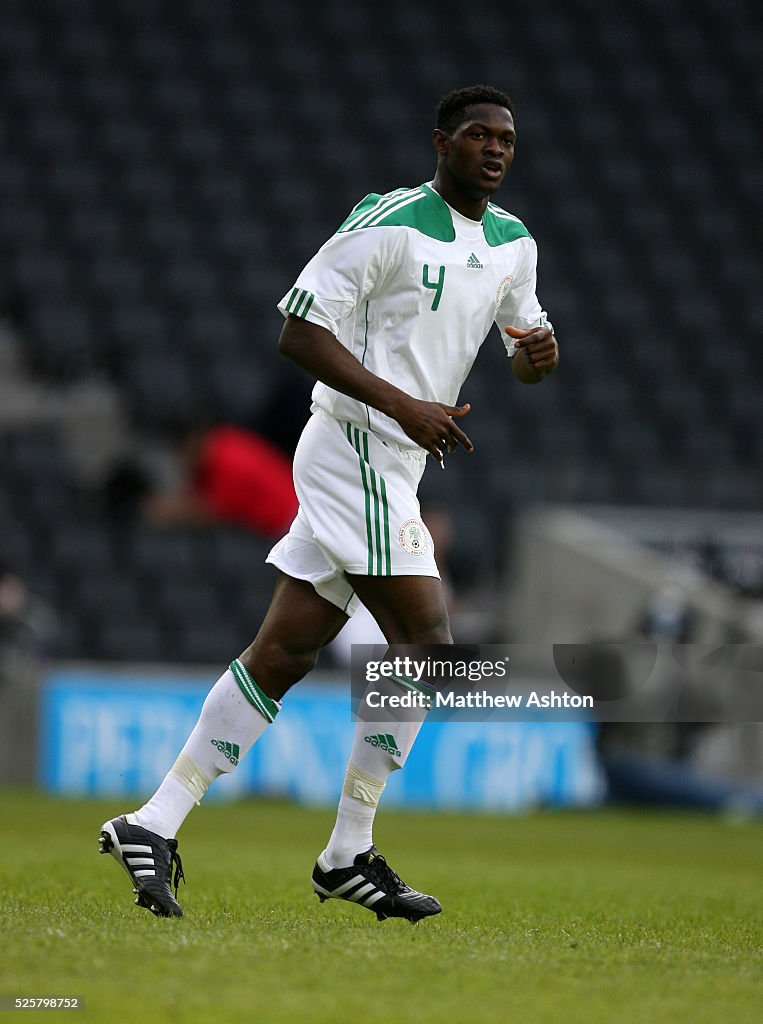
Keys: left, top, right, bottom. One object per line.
{"left": 466, "top": 252, "right": 484, "bottom": 269}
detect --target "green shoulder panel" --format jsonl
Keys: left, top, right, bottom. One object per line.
{"left": 337, "top": 185, "right": 456, "bottom": 242}
{"left": 337, "top": 190, "right": 406, "bottom": 231}
{"left": 482, "top": 203, "right": 532, "bottom": 247}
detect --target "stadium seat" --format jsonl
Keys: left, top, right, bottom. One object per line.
{"left": 77, "top": 576, "right": 143, "bottom": 621}
{"left": 96, "top": 617, "right": 166, "bottom": 662}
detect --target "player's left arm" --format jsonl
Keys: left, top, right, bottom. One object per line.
{"left": 506, "top": 324, "right": 559, "bottom": 384}
{"left": 496, "top": 237, "right": 559, "bottom": 384}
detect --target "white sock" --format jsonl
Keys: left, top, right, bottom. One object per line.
{"left": 134, "top": 661, "right": 280, "bottom": 839}
{"left": 323, "top": 715, "right": 425, "bottom": 868}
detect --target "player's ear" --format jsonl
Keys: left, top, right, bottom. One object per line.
{"left": 432, "top": 129, "right": 450, "bottom": 154}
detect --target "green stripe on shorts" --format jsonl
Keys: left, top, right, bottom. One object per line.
{"left": 346, "top": 423, "right": 391, "bottom": 575}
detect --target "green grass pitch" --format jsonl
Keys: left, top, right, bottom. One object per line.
{"left": 1, "top": 790, "right": 761, "bottom": 1024}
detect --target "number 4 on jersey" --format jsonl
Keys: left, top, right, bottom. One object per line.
{"left": 422, "top": 264, "right": 445, "bottom": 311}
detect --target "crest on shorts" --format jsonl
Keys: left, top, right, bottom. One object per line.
{"left": 399, "top": 518, "right": 429, "bottom": 556}
{"left": 496, "top": 275, "right": 513, "bottom": 310}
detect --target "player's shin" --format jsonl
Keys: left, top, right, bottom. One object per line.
{"left": 133, "top": 659, "right": 280, "bottom": 839}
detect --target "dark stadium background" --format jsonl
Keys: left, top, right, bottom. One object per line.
{"left": 0, "top": 0, "right": 761, "bottom": 669}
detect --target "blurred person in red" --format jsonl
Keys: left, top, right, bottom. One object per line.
{"left": 143, "top": 424, "right": 298, "bottom": 537}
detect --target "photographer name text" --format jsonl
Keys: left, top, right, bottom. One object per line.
{"left": 364, "top": 690, "right": 593, "bottom": 710}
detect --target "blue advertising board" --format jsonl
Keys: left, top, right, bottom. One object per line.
{"left": 39, "top": 667, "right": 604, "bottom": 810}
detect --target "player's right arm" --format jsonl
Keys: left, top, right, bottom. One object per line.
{"left": 278, "top": 315, "right": 472, "bottom": 461}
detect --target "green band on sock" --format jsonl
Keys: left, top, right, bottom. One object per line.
{"left": 230, "top": 660, "right": 280, "bottom": 723}
{"left": 390, "top": 674, "right": 431, "bottom": 698}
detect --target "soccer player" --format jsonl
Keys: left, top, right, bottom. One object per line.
{"left": 99, "top": 84, "right": 559, "bottom": 920}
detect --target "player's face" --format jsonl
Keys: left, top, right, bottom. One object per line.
{"left": 441, "top": 104, "right": 516, "bottom": 197}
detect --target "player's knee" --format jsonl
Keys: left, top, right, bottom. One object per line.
{"left": 421, "top": 620, "right": 453, "bottom": 644}
{"left": 399, "top": 610, "right": 452, "bottom": 645}
{"left": 264, "top": 640, "right": 318, "bottom": 682}
{"left": 244, "top": 638, "right": 319, "bottom": 696}
{"left": 405, "top": 587, "right": 452, "bottom": 644}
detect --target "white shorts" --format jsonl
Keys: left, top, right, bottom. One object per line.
{"left": 267, "top": 409, "right": 439, "bottom": 614}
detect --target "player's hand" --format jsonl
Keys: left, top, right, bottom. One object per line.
{"left": 505, "top": 324, "right": 559, "bottom": 373}
{"left": 394, "top": 398, "right": 473, "bottom": 463}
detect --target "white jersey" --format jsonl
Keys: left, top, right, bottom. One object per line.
{"left": 277, "top": 182, "right": 550, "bottom": 449}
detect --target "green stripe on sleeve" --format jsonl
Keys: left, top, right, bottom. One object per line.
{"left": 293, "top": 290, "right": 309, "bottom": 317}
{"left": 286, "top": 289, "right": 316, "bottom": 318}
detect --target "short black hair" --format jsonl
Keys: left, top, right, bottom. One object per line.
{"left": 436, "top": 84, "right": 515, "bottom": 135}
